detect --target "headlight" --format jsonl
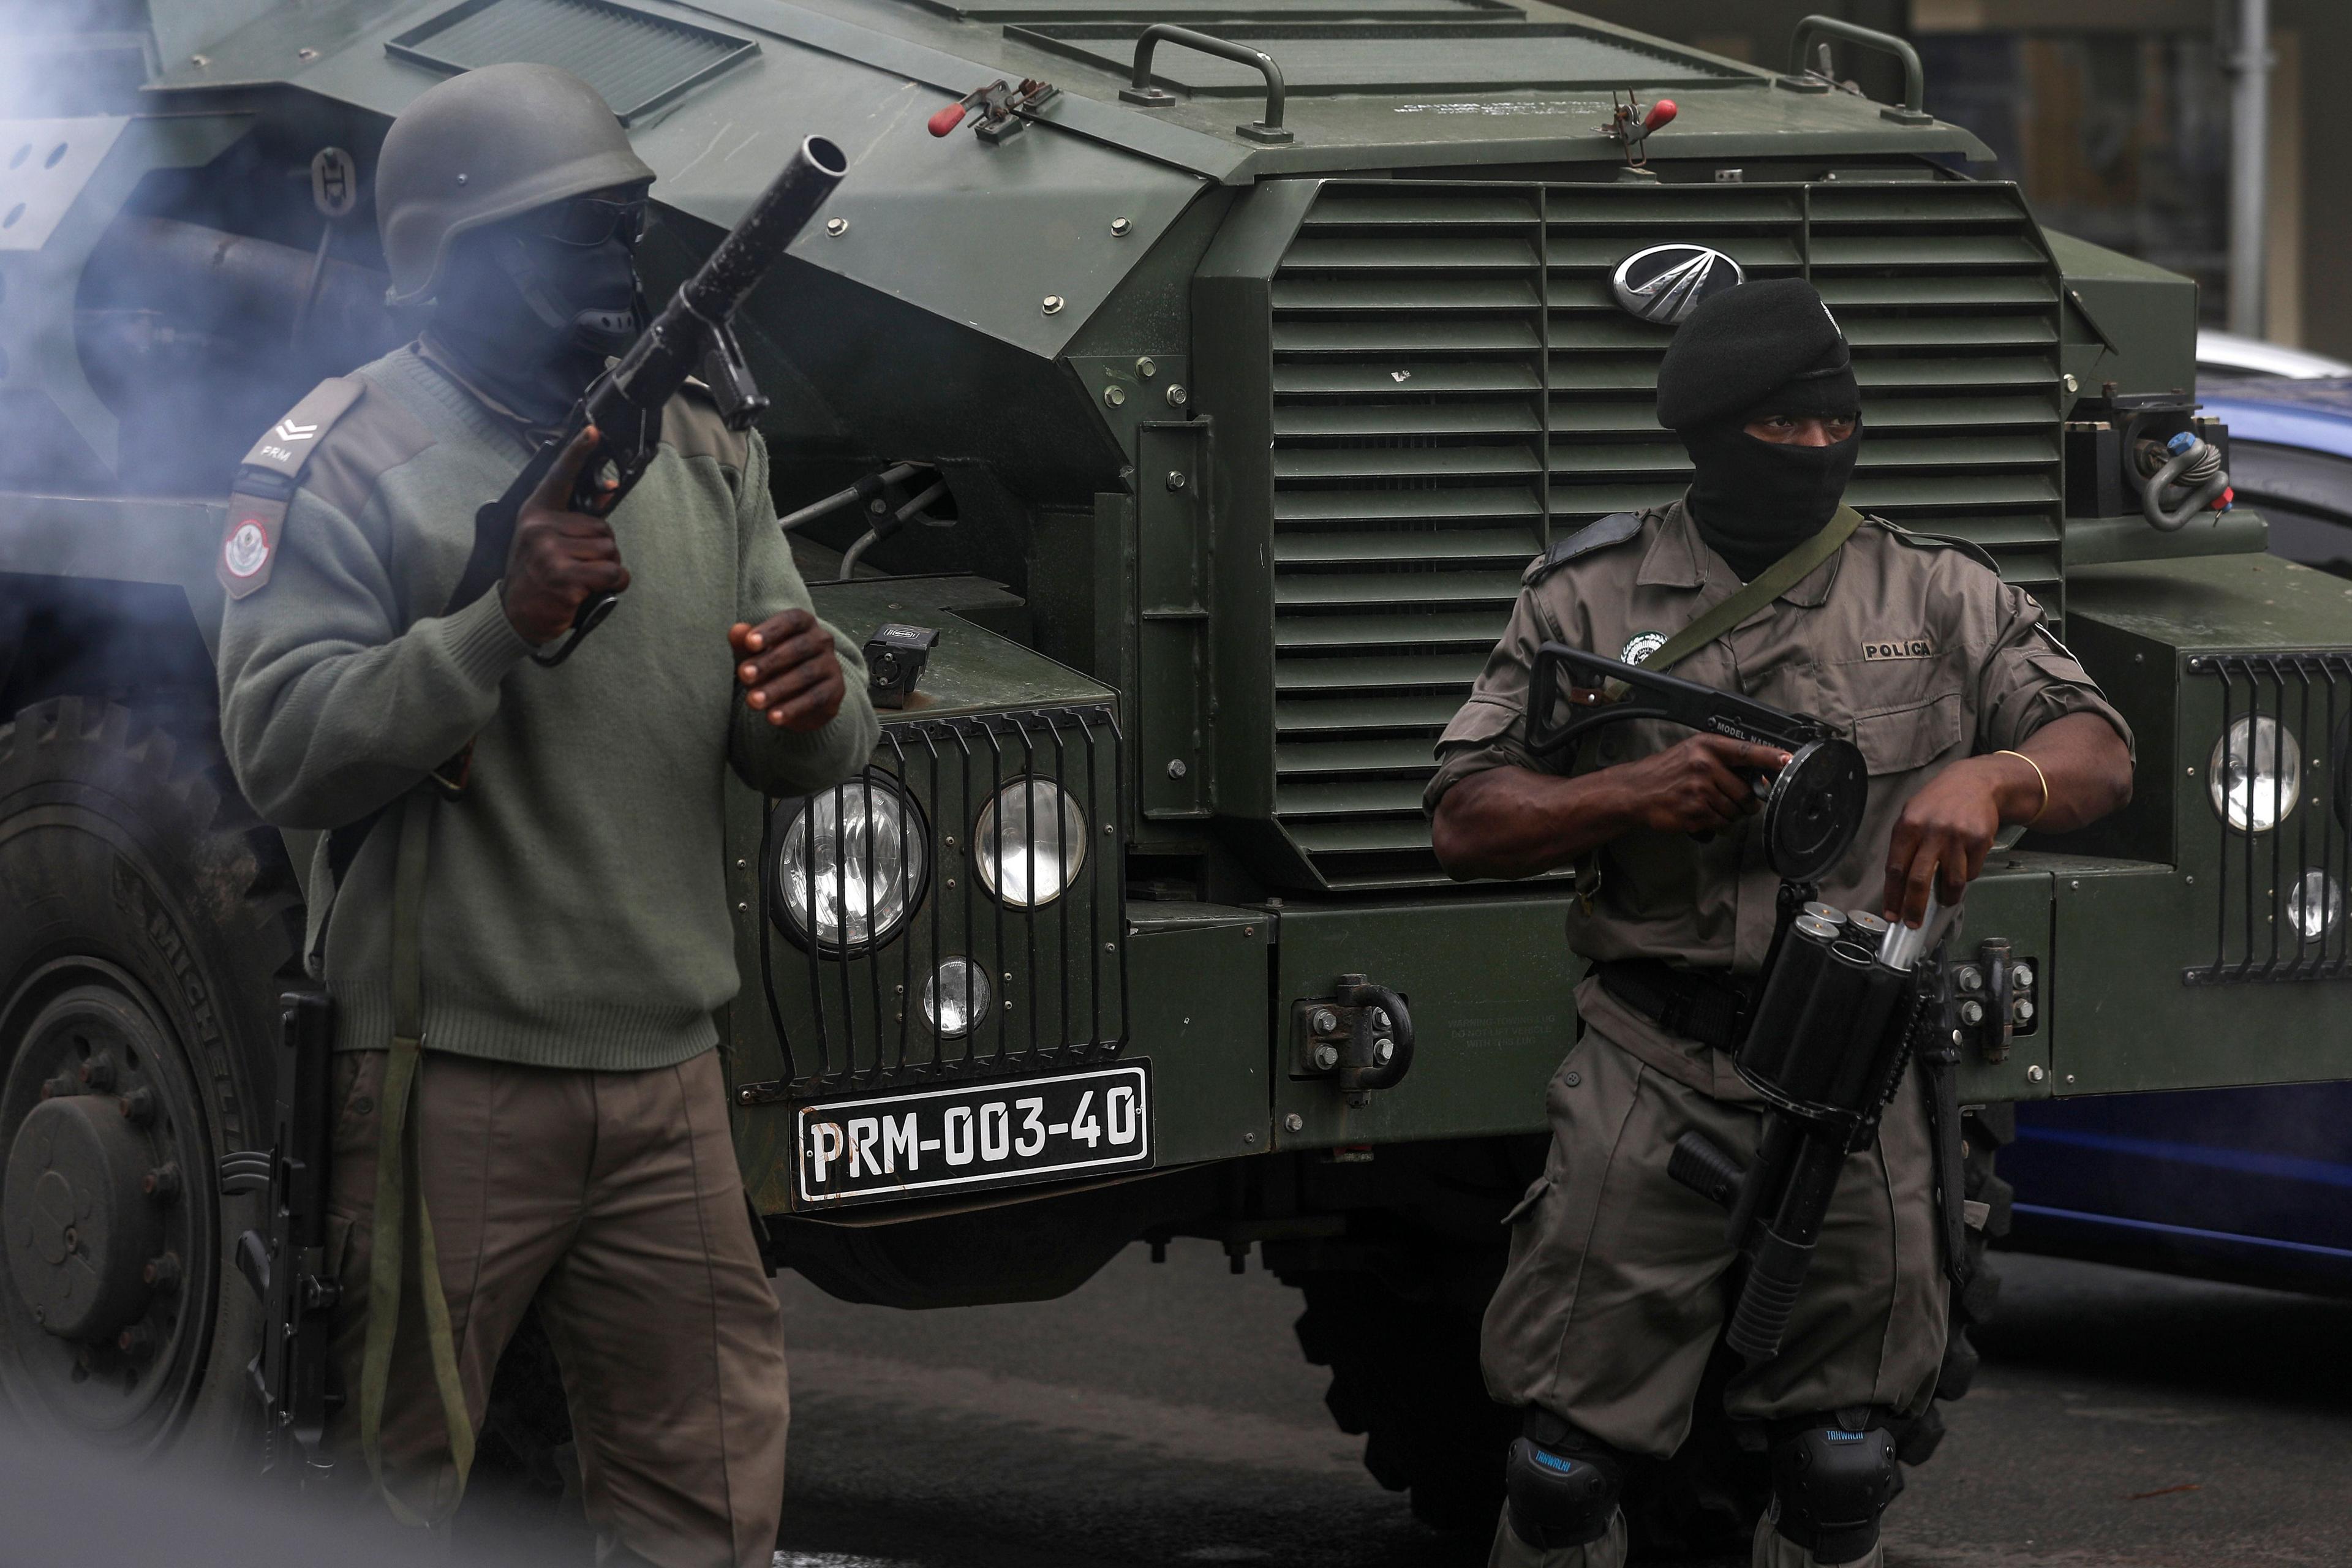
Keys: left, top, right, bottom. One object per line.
{"left": 922, "top": 957, "right": 992, "bottom": 1038}
{"left": 2209, "top": 717, "right": 2302, "bottom": 832}
{"left": 975, "top": 777, "right": 1089, "bottom": 907}
{"left": 2288, "top": 870, "right": 2343, "bottom": 943}
{"left": 772, "top": 775, "right": 927, "bottom": 955}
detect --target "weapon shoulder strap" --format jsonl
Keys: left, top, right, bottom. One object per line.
{"left": 357, "top": 787, "right": 475, "bottom": 1523}
{"left": 1916, "top": 1016, "right": 1977, "bottom": 1291}
{"left": 1643, "top": 504, "right": 1865, "bottom": 678}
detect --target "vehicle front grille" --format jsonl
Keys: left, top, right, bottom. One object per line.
{"left": 1265, "top": 178, "right": 2064, "bottom": 888}
{"left": 2184, "top": 655, "right": 2352, "bottom": 984}
{"left": 740, "top": 704, "right": 1128, "bottom": 1101}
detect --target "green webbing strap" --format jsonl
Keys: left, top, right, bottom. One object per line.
{"left": 358, "top": 787, "right": 475, "bottom": 1526}
{"left": 1607, "top": 505, "right": 1867, "bottom": 693}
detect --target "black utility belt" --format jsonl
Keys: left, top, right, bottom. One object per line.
{"left": 1594, "top": 959, "right": 1754, "bottom": 1054}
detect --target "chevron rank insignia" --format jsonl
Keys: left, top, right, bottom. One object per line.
{"left": 220, "top": 376, "right": 366, "bottom": 598}
{"left": 235, "top": 375, "right": 365, "bottom": 482}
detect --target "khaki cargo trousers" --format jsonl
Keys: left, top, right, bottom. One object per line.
{"left": 1482, "top": 1018, "right": 1949, "bottom": 1568}
{"left": 322, "top": 1046, "right": 789, "bottom": 1568}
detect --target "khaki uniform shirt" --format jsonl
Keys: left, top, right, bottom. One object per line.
{"left": 1425, "top": 500, "right": 2132, "bottom": 1101}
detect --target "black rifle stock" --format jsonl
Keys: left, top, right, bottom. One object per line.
{"left": 450, "top": 135, "right": 851, "bottom": 665}
{"left": 217, "top": 988, "right": 339, "bottom": 1478}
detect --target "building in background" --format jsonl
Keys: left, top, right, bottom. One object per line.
{"left": 1571, "top": 1, "right": 2349, "bottom": 358}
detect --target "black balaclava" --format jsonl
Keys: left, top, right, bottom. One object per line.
{"left": 1652, "top": 276, "right": 1863, "bottom": 581}
{"left": 1681, "top": 377, "right": 1861, "bottom": 581}
{"left": 426, "top": 210, "right": 645, "bottom": 428}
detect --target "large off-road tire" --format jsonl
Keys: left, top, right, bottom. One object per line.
{"left": 1294, "top": 1268, "right": 1518, "bottom": 1534}
{"left": 0, "top": 698, "right": 300, "bottom": 1457}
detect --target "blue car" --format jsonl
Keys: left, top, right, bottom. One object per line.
{"left": 2000, "top": 373, "right": 2352, "bottom": 1296}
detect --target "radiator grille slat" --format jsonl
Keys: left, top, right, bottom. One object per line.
{"left": 1275, "top": 654, "right": 1491, "bottom": 690}
{"left": 1277, "top": 777, "right": 1438, "bottom": 816}
{"left": 1280, "top": 736, "right": 1464, "bottom": 772}
{"left": 1276, "top": 693, "right": 1466, "bottom": 732}
{"left": 1274, "top": 277, "right": 1544, "bottom": 311}
{"left": 1276, "top": 319, "right": 1541, "bottom": 353}
{"left": 1303, "top": 194, "right": 1543, "bottom": 227}
{"left": 1810, "top": 233, "right": 2045, "bottom": 268}
{"left": 1275, "top": 570, "right": 1525, "bottom": 607}
{"left": 1275, "top": 488, "right": 1542, "bottom": 524}
{"left": 1282, "top": 236, "right": 1541, "bottom": 270}
{"left": 1265, "top": 179, "right": 2065, "bottom": 888}
{"left": 1275, "top": 611, "right": 1509, "bottom": 650}
{"left": 1273, "top": 529, "right": 1542, "bottom": 566}
{"left": 1821, "top": 276, "right": 2057, "bottom": 307}
{"left": 1276, "top": 447, "right": 1541, "bottom": 481}
{"left": 1276, "top": 404, "right": 1542, "bottom": 439}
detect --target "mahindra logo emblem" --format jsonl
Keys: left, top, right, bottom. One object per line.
{"left": 1611, "top": 244, "right": 1745, "bottom": 325}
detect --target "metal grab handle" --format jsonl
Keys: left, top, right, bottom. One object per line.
{"left": 1789, "top": 15, "right": 1929, "bottom": 119}
{"left": 1120, "top": 24, "right": 1294, "bottom": 145}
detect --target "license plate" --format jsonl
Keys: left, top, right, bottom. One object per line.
{"left": 793, "top": 1061, "right": 1151, "bottom": 1208}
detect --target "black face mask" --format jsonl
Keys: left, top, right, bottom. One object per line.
{"left": 429, "top": 228, "right": 644, "bottom": 426}
{"left": 1680, "top": 418, "right": 1862, "bottom": 581}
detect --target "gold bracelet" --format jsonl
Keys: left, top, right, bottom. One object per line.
{"left": 1997, "top": 749, "right": 2049, "bottom": 826}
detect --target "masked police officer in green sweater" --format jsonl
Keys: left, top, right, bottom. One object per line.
{"left": 214, "top": 64, "right": 879, "bottom": 1565}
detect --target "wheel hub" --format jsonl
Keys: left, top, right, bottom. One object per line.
{"left": 1, "top": 964, "right": 217, "bottom": 1443}
{"left": 5, "top": 1095, "right": 163, "bottom": 1341}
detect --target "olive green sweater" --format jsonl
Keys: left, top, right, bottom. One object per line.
{"left": 217, "top": 345, "right": 879, "bottom": 1069}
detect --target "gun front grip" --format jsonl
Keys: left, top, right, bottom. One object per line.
{"left": 1668, "top": 1130, "right": 1746, "bottom": 1211}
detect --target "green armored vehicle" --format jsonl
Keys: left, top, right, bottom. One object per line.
{"left": 2, "top": 0, "right": 2345, "bottom": 1542}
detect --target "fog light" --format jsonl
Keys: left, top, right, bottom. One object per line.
{"left": 976, "top": 777, "right": 1089, "bottom": 907}
{"left": 774, "top": 775, "right": 927, "bottom": 955}
{"left": 2210, "top": 717, "right": 2302, "bottom": 832}
{"left": 2288, "top": 870, "right": 2344, "bottom": 943}
{"left": 922, "top": 958, "right": 992, "bottom": 1038}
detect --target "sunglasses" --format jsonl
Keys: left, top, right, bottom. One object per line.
{"left": 539, "top": 194, "right": 650, "bottom": 248}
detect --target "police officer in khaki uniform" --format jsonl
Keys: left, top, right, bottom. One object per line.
{"left": 215, "top": 66, "right": 878, "bottom": 1564}
{"left": 1425, "top": 279, "right": 2134, "bottom": 1568}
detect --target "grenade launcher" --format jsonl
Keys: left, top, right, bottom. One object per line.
{"left": 449, "top": 134, "right": 851, "bottom": 666}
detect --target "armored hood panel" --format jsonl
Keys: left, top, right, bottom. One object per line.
{"left": 731, "top": 0, "right": 1992, "bottom": 165}
{"left": 153, "top": 0, "right": 1990, "bottom": 179}
{"left": 148, "top": 0, "right": 1218, "bottom": 358}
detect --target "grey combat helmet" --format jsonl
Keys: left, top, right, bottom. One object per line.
{"left": 377, "top": 62, "right": 655, "bottom": 307}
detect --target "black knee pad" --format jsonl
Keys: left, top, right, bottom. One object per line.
{"left": 1768, "top": 1411, "right": 1901, "bottom": 1565}
{"left": 1503, "top": 1414, "right": 1626, "bottom": 1551}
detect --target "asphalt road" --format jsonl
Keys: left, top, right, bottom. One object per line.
{"left": 770, "top": 1242, "right": 2352, "bottom": 1568}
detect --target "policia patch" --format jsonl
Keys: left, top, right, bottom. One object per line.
{"left": 217, "top": 376, "right": 366, "bottom": 598}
